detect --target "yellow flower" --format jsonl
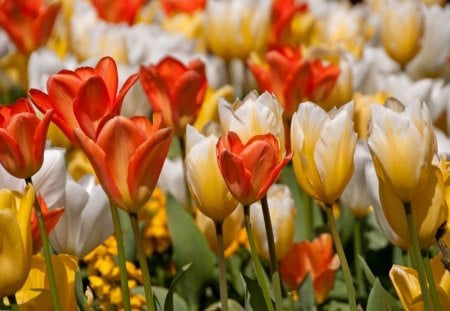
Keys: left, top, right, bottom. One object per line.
{"left": 381, "top": 0, "right": 424, "bottom": 66}
{"left": 390, "top": 254, "right": 450, "bottom": 310}
{"left": 0, "top": 186, "right": 34, "bottom": 297}
{"left": 290, "top": 101, "right": 357, "bottom": 205}
{"left": 67, "top": 148, "right": 96, "bottom": 181}
{"left": 367, "top": 98, "right": 435, "bottom": 202}
{"left": 194, "top": 85, "right": 234, "bottom": 131}
{"left": 162, "top": 11, "right": 204, "bottom": 40}
{"left": 353, "top": 92, "right": 387, "bottom": 139}
{"left": 318, "top": 58, "right": 353, "bottom": 111}
{"left": 185, "top": 125, "right": 239, "bottom": 223}
{"left": 14, "top": 254, "right": 78, "bottom": 311}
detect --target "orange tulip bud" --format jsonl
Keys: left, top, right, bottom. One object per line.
{"left": 0, "top": 98, "right": 52, "bottom": 179}
{"left": 162, "top": 0, "right": 206, "bottom": 16}
{"left": 216, "top": 132, "right": 291, "bottom": 205}
{"left": 29, "top": 57, "right": 139, "bottom": 145}
{"left": 140, "top": 56, "right": 207, "bottom": 136}
{"left": 75, "top": 114, "right": 173, "bottom": 213}
{"left": 91, "top": 0, "right": 144, "bottom": 24}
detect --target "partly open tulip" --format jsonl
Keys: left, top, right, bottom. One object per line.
{"left": 185, "top": 125, "right": 239, "bottom": 223}
{"left": 75, "top": 114, "right": 173, "bottom": 213}
{"left": 291, "top": 101, "right": 357, "bottom": 205}
{"left": 91, "top": 0, "right": 144, "bottom": 24}
{"left": 390, "top": 254, "right": 450, "bottom": 310}
{"left": 0, "top": 98, "right": 52, "bottom": 179}
{"left": 279, "top": 233, "right": 340, "bottom": 304}
{"left": 216, "top": 132, "right": 291, "bottom": 206}
{"left": 367, "top": 98, "right": 435, "bottom": 202}
{"left": 250, "top": 184, "right": 296, "bottom": 260}
{"left": 140, "top": 57, "right": 207, "bottom": 136}
{"left": 248, "top": 45, "right": 340, "bottom": 117}
{"left": 0, "top": 0, "right": 61, "bottom": 54}
{"left": 29, "top": 56, "right": 139, "bottom": 145}
{"left": 0, "top": 186, "right": 34, "bottom": 297}
{"left": 270, "top": 0, "right": 308, "bottom": 45}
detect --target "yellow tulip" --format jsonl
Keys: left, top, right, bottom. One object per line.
{"left": 352, "top": 92, "right": 387, "bottom": 139}
{"left": 390, "top": 254, "right": 450, "bottom": 310}
{"left": 290, "top": 101, "right": 357, "bottom": 205}
{"left": 367, "top": 98, "right": 436, "bottom": 202}
{"left": 0, "top": 185, "right": 34, "bottom": 297}
{"left": 185, "top": 125, "right": 239, "bottom": 223}
{"left": 380, "top": 0, "right": 424, "bottom": 66}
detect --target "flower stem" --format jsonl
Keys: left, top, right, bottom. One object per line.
{"left": 215, "top": 222, "right": 228, "bottom": 311}
{"left": 130, "top": 213, "right": 155, "bottom": 311}
{"left": 8, "top": 295, "right": 19, "bottom": 311}
{"left": 422, "top": 251, "right": 441, "bottom": 311}
{"left": 244, "top": 205, "right": 275, "bottom": 311}
{"left": 403, "top": 202, "right": 433, "bottom": 311}
{"left": 25, "top": 177, "right": 61, "bottom": 311}
{"left": 354, "top": 217, "right": 367, "bottom": 298}
{"left": 110, "top": 203, "right": 131, "bottom": 311}
{"left": 325, "top": 204, "right": 357, "bottom": 311}
{"left": 261, "top": 196, "right": 283, "bottom": 311}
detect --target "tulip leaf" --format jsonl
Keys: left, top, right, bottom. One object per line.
{"left": 132, "top": 286, "right": 189, "bottom": 311}
{"left": 75, "top": 270, "right": 86, "bottom": 311}
{"left": 164, "top": 263, "right": 192, "bottom": 311}
{"left": 118, "top": 208, "right": 136, "bottom": 261}
{"left": 166, "top": 195, "right": 216, "bottom": 309}
{"left": 296, "top": 273, "right": 316, "bottom": 310}
{"left": 242, "top": 274, "right": 270, "bottom": 311}
{"left": 367, "top": 279, "right": 402, "bottom": 311}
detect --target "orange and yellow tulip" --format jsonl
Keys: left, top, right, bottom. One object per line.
{"left": 75, "top": 114, "right": 173, "bottom": 213}
{"left": 29, "top": 56, "right": 139, "bottom": 145}
{"left": 279, "top": 233, "right": 340, "bottom": 304}
{"left": 140, "top": 56, "right": 207, "bottom": 136}
{"left": 162, "top": 0, "right": 206, "bottom": 16}
{"left": 0, "top": 0, "right": 60, "bottom": 54}
{"left": 0, "top": 98, "right": 52, "bottom": 179}
{"left": 91, "top": 0, "right": 144, "bottom": 24}
{"left": 216, "top": 132, "right": 291, "bottom": 205}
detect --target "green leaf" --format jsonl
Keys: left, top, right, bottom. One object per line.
{"left": 132, "top": 286, "right": 189, "bottom": 311}
{"left": 365, "top": 213, "right": 389, "bottom": 251}
{"left": 296, "top": 273, "right": 316, "bottom": 311}
{"left": 74, "top": 270, "right": 86, "bottom": 311}
{"left": 164, "top": 263, "right": 192, "bottom": 311}
{"left": 118, "top": 208, "right": 136, "bottom": 261}
{"left": 242, "top": 275, "right": 271, "bottom": 311}
{"left": 367, "top": 279, "right": 400, "bottom": 311}
{"left": 166, "top": 195, "right": 216, "bottom": 309}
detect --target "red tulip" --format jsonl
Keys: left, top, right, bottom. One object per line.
{"left": 91, "top": 0, "right": 143, "bottom": 24}
{"left": 0, "top": 0, "right": 60, "bottom": 54}
{"left": 140, "top": 56, "right": 207, "bottom": 136}
{"left": 271, "top": 0, "right": 308, "bottom": 44}
{"left": 0, "top": 98, "right": 52, "bottom": 179}
{"left": 216, "top": 132, "right": 291, "bottom": 206}
{"left": 279, "top": 233, "right": 340, "bottom": 304}
{"left": 162, "top": 0, "right": 206, "bottom": 16}
{"left": 29, "top": 57, "right": 139, "bottom": 145}
{"left": 31, "top": 195, "right": 64, "bottom": 254}
{"left": 248, "top": 45, "right": 340, "bottom": 117}
{"left": 75, "top": 114, "right": 173, "bottom": 213}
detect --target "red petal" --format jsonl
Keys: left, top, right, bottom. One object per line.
{"left": 95, "top": 56, "right": 119, "bottom": 105}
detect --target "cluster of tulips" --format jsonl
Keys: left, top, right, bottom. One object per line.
{"left": 0, "top": 0, "right": 450, "bottom": 310}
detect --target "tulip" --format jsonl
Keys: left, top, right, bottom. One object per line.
{"left": 279, "top": 233, "right": 340, "bottom": 304}
{"left": 91, "top": 0, "right": 144, "bottom": 24}
{"left": 216, "top": 131, "right": 291, "bottom": 206}
{"left": 352, "top": 92, "right": 386, "bottom": 139}
{"left": 75, "top": 114, "right": 173, "bottom": 213}
{"left": 270, "top": 0, "right": 308, "bottom": 45}
{"left": 248, "top": 45, "right": 340, "bottom": 117}
{"left": 367, "top": 98, "right": 435, "bottom": 202}
{"left": 0, "top": 186, "right": 34, "bottom": 297}
{"left": 290, "top": 101, "right": 357, "bottom": 205}
{"left": 50, "top": 175, "right": 113, "bottom": 257}
{"left": 162, "top": 0, "right": 206, "bottom": 16}
{"left": 29, "top": 56, "right": 139, "bottom": 145}
{"left": 185, "top": 125, "right": 239, "bottom": 223}
{"left": 0, "top": 98, "right": 53, "bottom": 179}
{"left": 380, "top": 0, "right": 424, "bottom": 66}
{"left": 0, "top": 0, "right": 61, "bottom": 54}
{"left": 390, "top": 254, "right": 450, "bottom": 310}
{"left": 204, "top": 0, "right": 271, "bottom": 60}
{"left": 140, "top": 56, "right": 207, "bottom": 136}
{"left": 250, "top": 184, "right": 296, "bottom": 260}
{"left": 218, "top": 91, "right": 286, "bottom": 156}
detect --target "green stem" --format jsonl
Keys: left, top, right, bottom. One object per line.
{"left": 215, "top": 222, "right": 228, "bottom": 311}
{"left": 244, "top": 205, "right": 275, "bottom": 311}
{"left": 325, "top": 204, "right": 357, "bottom": 311}
{"left": 110, "top": 203, "right": 131, "bottom": 311}
{"left": 130, "top": 213, "right": 155, "bottom": 311}
{"left": 261, "top": 196, "right": 283, "bottom": 311}
{"left": 178, "top": 135, "right": 193, "bottom": 214}
{"left": 354, "top": 217, "right": 367, "bottom": 298}
{"left": 25, "top": 177, "right": 61, "bottom": 311}
{"left": 8, "top": 295, "right": 19, "bottom": 311}
{"left": 422, "top": 251, "right": 441, "bottom": 311}
{"left": 404, "top": 202, "right": 433, "bottom": 311}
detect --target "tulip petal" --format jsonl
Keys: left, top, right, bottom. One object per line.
{"left": 116, "top": 73, "right": 140, "bottom": 112}
{"left": 95, "top": 56, "right": 118, "bottom": 104}
{"left": 0, "top": 128, "right": 25, "bottom": 175}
